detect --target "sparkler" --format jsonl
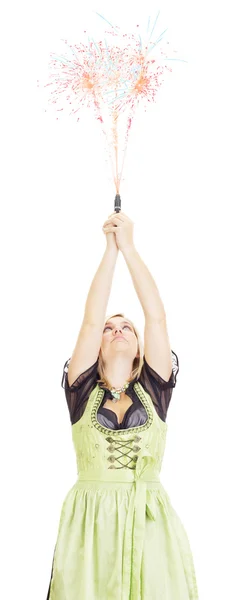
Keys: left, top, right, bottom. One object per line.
{"left": 37, "top": 12, "right": 185, "bottom": 210}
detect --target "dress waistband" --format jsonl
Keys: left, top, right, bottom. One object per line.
{"left": 77, "top": 469, "right": 160, "bottom": 483}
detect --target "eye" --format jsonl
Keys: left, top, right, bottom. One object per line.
{"left": 103, "top": 324, "right": 132, "bottom": 332}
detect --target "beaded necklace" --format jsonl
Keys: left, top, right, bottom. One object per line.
{"left": 109, "top": 381, "right": 130, "bottom": 403}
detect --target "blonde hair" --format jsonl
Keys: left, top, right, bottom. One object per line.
{"left": 97, "top": 312, "right": 144, "bottom": 387}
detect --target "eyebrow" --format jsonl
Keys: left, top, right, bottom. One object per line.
{"left": 104, "top": 321, "right": 132, "bottom": 327}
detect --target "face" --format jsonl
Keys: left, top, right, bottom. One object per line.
{"left": 100, "top": 317, "right": 139, "bottom": 362}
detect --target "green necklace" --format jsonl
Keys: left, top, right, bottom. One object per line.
{"left": 109, "top": 381, "right": 130, "bottom": 403}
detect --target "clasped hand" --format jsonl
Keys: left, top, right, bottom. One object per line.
{"left": 102, "top": 211, "right": 134, "bottom": 252}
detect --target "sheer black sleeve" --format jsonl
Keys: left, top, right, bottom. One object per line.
{"left": 61, "top": 357, "right": 99, "bottom": 424}
{"left": 139, "top": 350, "right": 179, "bottom": 422}
{"left": 61, "top": 350, "right": 179, "bottom": 425}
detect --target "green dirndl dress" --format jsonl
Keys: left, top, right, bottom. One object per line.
{"left": 46, "top": 381, "right": 199, "bottom": 600}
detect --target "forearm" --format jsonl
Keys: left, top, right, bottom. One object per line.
{"left": 122, "top": 245, "right": 166, "bottom": 321}
{"left": 84, "top": 246, "right": 118, "bottom": 325}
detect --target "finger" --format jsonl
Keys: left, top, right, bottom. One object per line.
{"left": 108, "top": 211, "right": 125, "bottom": 218}
{"left": 103, "top": 219, "right": 117, "bottom": 227}
{"left": 103, "top": 225, "right": 119, "bottom": 231}
{"left": 104, "top": 218, "right": 120, "bottom": 226}
{"left": 108, "top": 214, "right": 124, "bottom": 218}
{"left": 109, "top": 217, "right": 125, "bottom": 224}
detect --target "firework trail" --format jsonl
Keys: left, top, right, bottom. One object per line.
{"left": 37, "top": 12, "right": 185, "bottom": 196}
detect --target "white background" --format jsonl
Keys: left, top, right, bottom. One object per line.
{"left": 1, "top": 0, "right": 236, "bottom": 598}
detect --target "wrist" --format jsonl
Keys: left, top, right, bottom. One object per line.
{"left": 121, "top": 243, "right": 136, "bottom": 256}
{"left": 105, "top": 243, "right": 119, "bottom": 256}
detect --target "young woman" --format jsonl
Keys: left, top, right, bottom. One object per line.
{"left": 46, "top": 211, "right": 199, "bottom": 599}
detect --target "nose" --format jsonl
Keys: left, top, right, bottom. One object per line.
{"left": 114, "top": 327, "right": 122, "bottom": 335}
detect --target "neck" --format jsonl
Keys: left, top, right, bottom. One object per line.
{"left": 103, "top": 355, "right": 134, "bottom": 389}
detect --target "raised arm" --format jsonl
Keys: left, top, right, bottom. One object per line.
{"left": 84, "top": 243, "right": 118, "bottom": 326}
{"left": 121, "top": 244, "right": 173, "bottom": 382}
{"left": 102, "top": 210, "right": 173, "bottom": 382}
{"left": 67, "top": 241, "right": 118, "bottom": 387}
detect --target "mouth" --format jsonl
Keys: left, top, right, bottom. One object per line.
{"left": 113, "top": 337, "right": 126, "bottom": 341}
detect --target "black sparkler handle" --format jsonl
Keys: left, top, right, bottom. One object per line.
{"left": 114, "top": 194, "right": 121, "bottom": 213}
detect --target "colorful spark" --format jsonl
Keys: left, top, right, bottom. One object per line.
{"left": 37, "top": 13, "right": 185, "bottom": 193}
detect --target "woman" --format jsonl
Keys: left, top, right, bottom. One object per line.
{"left": 46, "top": 211, "right": 199, "bottom": 599}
